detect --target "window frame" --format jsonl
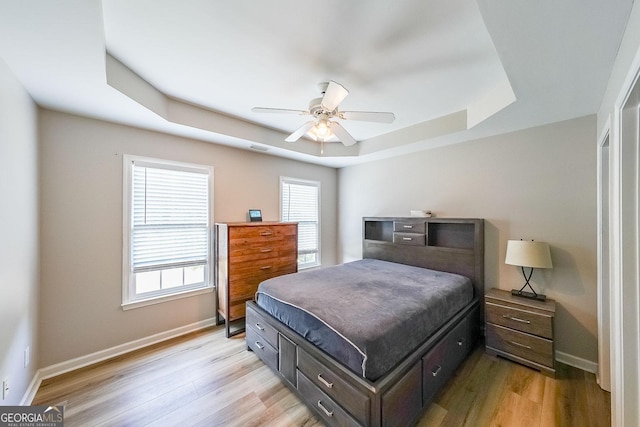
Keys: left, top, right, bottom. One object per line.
{"left": 280, "top": 176, "right": 321, "bottom": 269}
{"left": 122, "top": 154, "right": 214, "bottom": 310}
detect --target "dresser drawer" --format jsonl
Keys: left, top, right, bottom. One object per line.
{"left": 393, "top": 232, "right": 426, "bottom": 246}
{"left": 229, "top": 224, "right": 297, "bottom": 243}
{"left": 393, "top": 221, "right": 426, "bottom": 234}
{"left": 297, "top": 348, "right": 369, "bottom": 424}
{"left": 229, "top": 253, "right": 297, "bottom": 272}
{"left": 297, "top": 371, "right": 361, "bottom": 427}
{"left": 246, "top": 305, "right": 279, "bottom": 349}
{"left": 486, "top": 323, "right": 553, "bottom": 368}
{"left": 247, "top": 325, "right": 279, "bottom": 372}
{"left": 228, "top": 239, "right": 297, "bottom": 262}
{"left": 485, "top": 301, "right": 553, "bottom": 339}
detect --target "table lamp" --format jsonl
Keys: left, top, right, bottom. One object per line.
{"left": 505, "top": 239, "right": 553, "bottom": 301}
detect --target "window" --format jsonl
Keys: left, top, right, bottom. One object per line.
{"left": 123, "top": 155, "right": 213, "bottom": 309}
{"left": 280, "top": 177, "right": 320, "bottom": 269}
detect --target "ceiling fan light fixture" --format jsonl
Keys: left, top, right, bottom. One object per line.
{"left": 253, "top": 80, "right": 394, "bottom": 146}
{"left": 313, "top": 118, "right": 331, "bottom": 139}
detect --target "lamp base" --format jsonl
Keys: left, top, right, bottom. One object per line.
{"left": 511, "top": 289, "right": 547, "bottom": 301}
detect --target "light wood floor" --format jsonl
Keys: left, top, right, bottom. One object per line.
{"left": 33, "top": 326, "right": 610, "bottom": 427}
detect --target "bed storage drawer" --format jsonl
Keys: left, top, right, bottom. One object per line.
{"left": 422, "top": 311, "right": 474, "bottom": 405}
{"left": 422, "top": 332, "right": 451, "bottom": 405}
{"left": 246, "top": 325, "right": 278, "bottom": 372}
{"left": 246, "top": 304, "right": 279, "bottom": 349}
{"left": 297, "top": 371, "right": 361, "bottom": 427}
{"left": 297, "top": 348, "right": 370, "bottom": 424}
{"left": 392, "top": 232, "right": 426, "bottom": 246}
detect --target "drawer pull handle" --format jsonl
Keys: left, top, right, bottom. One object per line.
{"left": 432, "top": 365, "right": 442, "bottom": 377}
{"left": 317, "top": 374, "right": 333, "bottom": 389}
{"left": 260, "top": 231, "right": 273, "bottom": 236}
{"left": 255, "top": 341, "right": 265, "bottom": 350}
{"left": 457, "top": 338, "right": 466, "bottom": 347}
{"left": 260, "top": 248, "right": 273, "bottom": 253}
{"left": 260, "top": 266, "right": 273, "bottom": 270}
{"left": 510, "top": 341, "right": 532, "bottom": 349}
{"left": 503, "top": 315, "right": 531, "bottom": 324}
{"left": 402, "top": 237, "right": 413, "bottom": 241}
{"left": 403, "top": 225, "right": 413, "bottom": 229}
{"left": 255, "top": 323, "right": 265, "bottom": 331}
{"left": 317, "top": 400, "right": 333, "bottom": 417}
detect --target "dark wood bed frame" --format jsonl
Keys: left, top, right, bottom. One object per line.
{"left": 245, "top": 217, "right": 484, "bottom": 427}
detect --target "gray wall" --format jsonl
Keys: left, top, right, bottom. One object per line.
{"left": 338, "top": 115, "right": 598, "bottom": 364}
{"left": 38, "top": 110, "right": 338, "bottom": 367}
{"left": 0, "top": 59, "right": 39, "bottom": 404}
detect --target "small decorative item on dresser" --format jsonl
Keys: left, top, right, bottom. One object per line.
{"left": 485, "top": 288, "right": 556, "bottom": 377}
{"left": 505, "top": 239, "right": 553, "bottom": 301}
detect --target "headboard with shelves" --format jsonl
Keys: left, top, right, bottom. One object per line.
{"left": 362, "top": 217, "right": 485, "bottom": 299}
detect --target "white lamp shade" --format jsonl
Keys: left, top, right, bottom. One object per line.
{"left": 505, "top": 240, "right": 553, "bottom": 268}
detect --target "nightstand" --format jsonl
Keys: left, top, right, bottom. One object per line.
{"left": 485, "top": 288, "right": 556, "bottom": 377}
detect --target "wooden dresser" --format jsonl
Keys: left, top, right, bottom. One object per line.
{"left": 216, "top": 222, "right": 297, "bottom": 337}
{"left": 485, "top": 288, "right": 556, "bottom": 377}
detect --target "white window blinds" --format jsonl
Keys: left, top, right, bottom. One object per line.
{"left": 281, "top": 178, "right": 319, "bottom": 260}
{"left": 131, "top": 162, "right": 210, "bottom": 273}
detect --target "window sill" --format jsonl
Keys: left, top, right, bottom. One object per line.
{"left": 122, "top": 286, "right": 213, "bottom": 311}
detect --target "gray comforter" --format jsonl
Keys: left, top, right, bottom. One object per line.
{"left": 255, "top": 259, "right": 473, "bottom": 381}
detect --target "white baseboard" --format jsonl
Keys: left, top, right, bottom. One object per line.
{"left": 20, "top": 320, "right": 598, "bottom": 404}
{"left": 556, "top": 350, "right": 598, "bottom": 374}
{"left": 21, "top": 317, "right": 217, "bottom": 405}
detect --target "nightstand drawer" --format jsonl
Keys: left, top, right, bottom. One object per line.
{"left": 486, "top": 301, "right": 553, "bottom": 339}
{"left": 486, "top": 323, "right": 553, "bottom": 368}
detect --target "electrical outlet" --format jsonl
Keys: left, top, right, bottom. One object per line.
{"left": 2, "top": 378, "right": 8, "bottom": 400}
{"left": 24, "top": 346, "right": 30, "bottom": 368}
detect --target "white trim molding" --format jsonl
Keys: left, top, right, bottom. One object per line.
{"left": 556, "top": 351, "right": 598, "bottom": 374}
{"left": 21, "top": 317, "right": 217, "bottom": 405}
{"left": 609, "top": 42, "right": 640, "bottom": 427}
{"left": 596, "top": 118, "right": 612, "bottom": 391}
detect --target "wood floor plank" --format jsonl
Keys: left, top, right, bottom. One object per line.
{"left": 32, "top": 326, "right": 610, "bottom": 427}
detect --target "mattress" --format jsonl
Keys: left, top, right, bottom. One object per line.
{"left": 255, "top": 259, "right": 473, "bottom": 381}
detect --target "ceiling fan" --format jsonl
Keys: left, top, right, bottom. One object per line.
{"left": 252, "top": 81, "right": 395, "bottom": 147}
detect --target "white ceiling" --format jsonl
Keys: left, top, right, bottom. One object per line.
{"left": 0, "top": 0, "right": 633, "bottom": 167}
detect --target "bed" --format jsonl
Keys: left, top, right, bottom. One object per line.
{"left": 245, "top": 217, "right": 484, "bottom": 427}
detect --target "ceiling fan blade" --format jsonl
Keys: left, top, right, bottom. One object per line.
{"left": 341, "top": 110, "right": 396, "bottom": 123}
{"left": 321, "top": 81, "right": 349, "bottom": 111}
{"left": 285, "top": 121, "right": 315, "bottom": 142}
{"left": 252, "top": 107, "right": 308, "bottom": 115}
{"left": 330, "top": 122, "right": 358, "bottom": 146}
